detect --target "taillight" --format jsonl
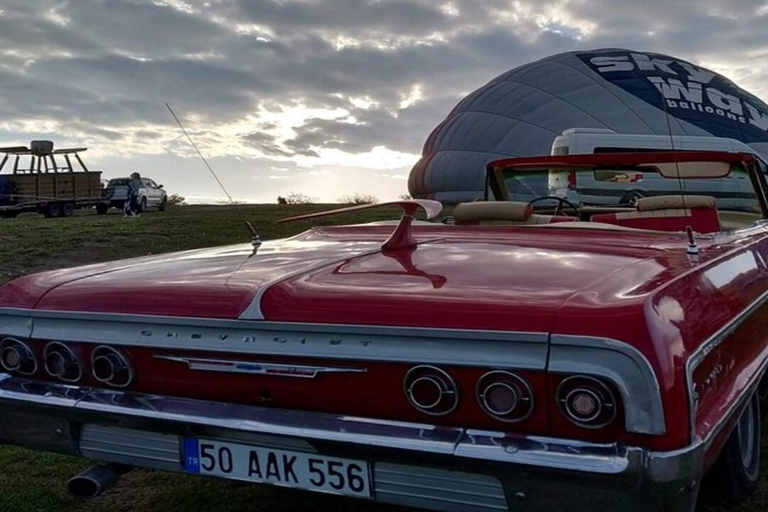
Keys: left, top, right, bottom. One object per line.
{"left": 91, "top": 346, "right": 134, "bottom": 388}
{"left": 476, "top": 371, "right": 534, "bottom": 422}
{"left": 403, "top": 365, "right": 458, "bottom": 416}
{"left": 567, "top": 171, "right": 577, "bottom": 189}
{"left": 43, "top": 341, "right": 82, "bottom": 382}
{"left": 556, "top": 375, "right": 617, "bottom": 429}
{"left": 0, "top": 338, "right": 37, "bottom": 375}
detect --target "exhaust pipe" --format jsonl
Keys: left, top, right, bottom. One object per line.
{"left": 67, "top": 463, "right": 131, "bottom": 498}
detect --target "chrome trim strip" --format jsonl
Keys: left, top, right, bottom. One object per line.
{"left": 456, "top": 429, "right": 642, "bottom": 476}
{"left": 155, "top": 355, "right": 367, "bottom": 378}
{"left": 548, "top": 335, "right": 665, "bottom": 435}
{"left": 0, "top": 309, "right": 33, "bottom": 338}
{"left": 0, "top": 308, "right": 548, "bottom": 370}
{"left": 685, "top": 286, "right": 768, "bottom": 441}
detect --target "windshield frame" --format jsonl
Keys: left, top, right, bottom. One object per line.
{"left": 486, "top": 152, "right": 768, "bottom": 220}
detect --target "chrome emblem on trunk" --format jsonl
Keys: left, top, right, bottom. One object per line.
{"left": 155, "top": 355, "right": 367, "bottom": 378}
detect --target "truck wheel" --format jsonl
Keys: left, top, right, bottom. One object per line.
{"left": 713, "top": 391, "right": 761, "bottom": 502}
{"left": 61, "top": 203, "right": 75, "bottom": 217}
{"left": 96, "top": 205, "right": 109, "bottom": 215}
{"left": 159, "top": 197, "right": 167, "bottom": 212}
{"left": 138, "top": 197, "right": 147, "bottom": 213}
{"left": 44, "top": 203, "right": 62, "bottom": 218}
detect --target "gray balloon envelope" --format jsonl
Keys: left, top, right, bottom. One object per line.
{"left": 409, "top": 48, "right": 768, "bottom": 202}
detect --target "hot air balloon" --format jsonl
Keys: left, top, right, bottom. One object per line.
{"left": 409, "top": 48, "right": 768, "bottom": 202}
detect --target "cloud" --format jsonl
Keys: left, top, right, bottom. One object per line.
{"left": 0, "top": 0, "right": 766, "bottom": 202}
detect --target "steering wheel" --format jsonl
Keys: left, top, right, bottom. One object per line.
{"left": 529, "top": 196, "right": 580, "bottom": 217}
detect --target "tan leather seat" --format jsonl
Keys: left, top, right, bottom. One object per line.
{"left": 453, "top": 201, "right": 577, "bottom": 225}
{"left": 453, "top": 202, "right": 532, "bottom": 224}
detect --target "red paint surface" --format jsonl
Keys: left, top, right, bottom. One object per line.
{"left": 3, "top": 220, "right": 768, "bottom": 451}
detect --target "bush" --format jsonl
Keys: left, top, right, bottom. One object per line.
{"left": 284, "top": 192, "right": 317, "bottom": 205}
{"left": 167, "top": 194, "right": 187, "bottom": 206}
{"left": 338, "top": 193, "right": 379, "bottom": 205}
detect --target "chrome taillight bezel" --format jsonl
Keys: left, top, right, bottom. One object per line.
{"left": 0, "top": 337, "right": 37, "bottom": 375}
{"left": 91, "top": 345, "right": 134, "bottom": 388}
{"left": 476, "top": 370, "right": 534, "bottom": 423}
{"left": 43, "top": 341, "right": 83, "bottom": 383}
{"left": 403, "top": 365, "right": 458, "bottom": 416}
{"left": 556, "top": 375, "right": 618, "bottom": 429}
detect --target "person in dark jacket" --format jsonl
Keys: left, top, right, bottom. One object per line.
{"left": 125, "top": 172, "right": 142, "bottom": 217}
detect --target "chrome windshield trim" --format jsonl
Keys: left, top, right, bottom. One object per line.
{"left": 549, "top": 335, "right": 665, "bottom": 435}
{"left": 0, "top": 307, "right": 549, "bottom": 370}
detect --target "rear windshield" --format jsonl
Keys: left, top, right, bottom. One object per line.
{"left": 107, "top": 178, "right": 130, "bottom": 187}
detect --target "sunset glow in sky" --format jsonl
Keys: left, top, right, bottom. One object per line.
{"left": 1, "top": 0, "right": 767, "bottom": 203}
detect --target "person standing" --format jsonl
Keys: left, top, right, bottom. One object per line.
{"left": 125, "top": 172, "right": 142, "bottom": 217}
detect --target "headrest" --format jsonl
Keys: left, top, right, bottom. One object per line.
{"left": 636, "top": 195, "right": 716, "bottom": 211}
{"left": 453, "top": 201, "right": 533, "bottom": 222}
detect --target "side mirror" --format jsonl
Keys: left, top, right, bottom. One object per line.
{"left": 159, "top": 184, "right": 164, "bottom": 189}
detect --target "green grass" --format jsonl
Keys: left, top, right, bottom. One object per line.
{"left": 0, "top": 204, "right": 765, "bottom": 511}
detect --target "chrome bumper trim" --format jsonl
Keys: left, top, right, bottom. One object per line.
{"left": 0, "top": 375, "right": 701, "bottom": 511}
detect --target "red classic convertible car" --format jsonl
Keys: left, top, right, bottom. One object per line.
{"left": 1, "top": 151, "right": 768, "bottom": 511}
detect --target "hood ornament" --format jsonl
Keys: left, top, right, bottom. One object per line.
{"left": 277, "top": 199, "right": 443, "bottom": 252}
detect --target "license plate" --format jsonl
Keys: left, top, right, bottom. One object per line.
{"left": 183, "top": 438, "right": 372, "bottom": 499}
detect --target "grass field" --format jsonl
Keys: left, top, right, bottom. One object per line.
{"left": 0, "top": 204, "right": 765, "bottom": 512}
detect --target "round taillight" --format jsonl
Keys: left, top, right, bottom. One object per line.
{"left": 476, "top": 371, "right": 534, "bottom": 422}
{"left": 44, "top": 342, "right": 82, "bottom": 382}
{"left": 91, "top": 346, "right": 133, "bottom": 388}
{"left": 557, "top": 375, "right": 617, "bottom": 429}
{"left": 404, "top": 365, "right": 458, "bottom": 416}
{"left": 0, "top": 338, "right": 37, "bottom": 375}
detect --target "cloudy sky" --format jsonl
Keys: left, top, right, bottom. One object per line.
{"left": 1, "top": 0, "right": 767, "bottom": 203}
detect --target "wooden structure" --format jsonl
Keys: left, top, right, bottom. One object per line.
{"left": 0, "top": 141, "right": 105, "bottom": 218}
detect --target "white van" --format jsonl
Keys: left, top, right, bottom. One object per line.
{"left": 548, "top": 128, "right": 768, "bottom": 210}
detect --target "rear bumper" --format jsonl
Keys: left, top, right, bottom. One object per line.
{"left": 0, "top": 374, "right": 701, "bottom": 512}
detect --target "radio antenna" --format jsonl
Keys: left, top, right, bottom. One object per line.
{"left": 165, "top": 102, "right": 234, "bottom": 204}
{"left": 165, "top": 102, "right": 262, "bottom": 252}
{"left": 659, "top": 90, "right": 687, "bottom": 210}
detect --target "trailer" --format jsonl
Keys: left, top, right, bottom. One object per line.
{"left": 0, "top": 141, "right": 106, "bottom": 218}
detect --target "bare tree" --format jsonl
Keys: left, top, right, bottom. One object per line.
{"left": 338, "top": 193, "right": 379, "bottom": 205}
{"left": 284, "top": 192, "right": 317, "bottom": 205}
